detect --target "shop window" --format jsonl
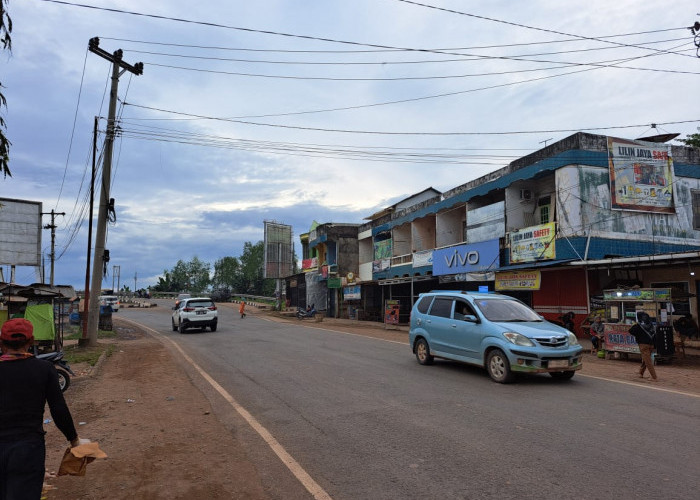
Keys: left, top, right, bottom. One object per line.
{"left": 651, "top": 281, "right": 690, "bottom": 316}
{"left": 692, "top": 190, "right": 700, "bottom": 230}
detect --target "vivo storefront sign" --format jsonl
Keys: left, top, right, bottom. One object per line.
{"left": 432, "top": 239, "right": 499, "bottom": 276}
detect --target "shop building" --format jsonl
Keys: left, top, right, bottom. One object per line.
{"left": 353, "top": 132, "right": 700, "bottom": 333}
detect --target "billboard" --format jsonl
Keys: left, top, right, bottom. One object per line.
{"left": 263, "top": 221, "right": 293, "bottom": 279}
{"left": 607, "top": 136, "right": 674, "bottom": 213}
{"left": 0, "top": 198, "right": 42, "bottom": 266}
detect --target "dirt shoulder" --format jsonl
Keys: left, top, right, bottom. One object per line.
{"left": 43, "top": 308, "right": 700, "bottom": 498}
{"left": 43, "top": 321, "right": 270, "bottom": 500}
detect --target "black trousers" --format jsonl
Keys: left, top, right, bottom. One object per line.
{"left": 0, "top": 437, "right": 45, "bottom": 500}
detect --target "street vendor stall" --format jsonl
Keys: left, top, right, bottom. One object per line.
{"left": 600, "top": 288, "right": 675, "bottom": 362}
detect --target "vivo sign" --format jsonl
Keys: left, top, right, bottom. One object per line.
{"left": 432, "top": 239, "right": 500, "bottom": 276}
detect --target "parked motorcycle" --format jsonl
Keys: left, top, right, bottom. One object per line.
{"left": 37, "top": 351, "right": 74, "bottom": 392}
{"left": 296, "top": 306, "right": 317, "bottom": 319}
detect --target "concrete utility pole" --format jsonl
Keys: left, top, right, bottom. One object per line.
{"left": 42, "top": 209, "right": 65, "bottom": 286}
{"left": 85, "top": 38, "right": 143, "bottom": 346}
{"left": 112, "top": 265, "right": 120, "bottom": 294}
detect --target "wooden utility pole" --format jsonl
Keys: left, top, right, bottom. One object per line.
{"left": 85, "top": 38, "right": 143, "bottom": 346}
{"left": 41, "top": 209, "right": 65, "bottom": 286}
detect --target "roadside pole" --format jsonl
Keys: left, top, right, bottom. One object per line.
{"left": 85, "top": 38, "right": 143, "bottom": 347}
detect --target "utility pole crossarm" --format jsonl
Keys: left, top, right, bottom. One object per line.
{"left": 88, "top": 37, "right": 144, "bottom": 75}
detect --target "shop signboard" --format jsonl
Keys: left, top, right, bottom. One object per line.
{"left": 343, "top": 285, "right": 361, "bottom": 300}
{"left": 509, "top": 222, "right": 555, "bottom": 263}
{"left": 327, "top": 277, "right": 342, "bottom": 288}
{"left": 495, "top": 271, "right": 541, "bottom": 291}
{"left": 603, "top": 323, "right": 640, "bottom": 354}
{"left": 372, "top": 259, "right": 390, "bottom": 273}
{"left": 607, "top": 136, "right": 674, "bottom": 214}
{"left": 374, "top": 239, "right": 392, "bottom": 260}
{"left": 603, "top": 288, "right": 671, "bottom": 301}
{"left": 432, "top": 239, "right": 499, "bottom": 276}
{"left": 302, "top": 257, "right": 318, "bottom": 272}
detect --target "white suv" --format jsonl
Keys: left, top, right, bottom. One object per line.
{"left": 172, "top": 297, "right": 218, "bottom": 333}
{"left": 99, "top": 295, "right": 119, "bottom": 312}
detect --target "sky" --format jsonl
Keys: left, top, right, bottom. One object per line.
{"left": 2, "top": 0, "right": 699, "bottom": 290}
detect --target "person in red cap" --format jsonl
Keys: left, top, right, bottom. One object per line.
{"left": 0, "top": 318, "right": 81, "bottom": 499}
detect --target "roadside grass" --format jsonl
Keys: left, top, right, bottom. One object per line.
{"left": 64, "top": 327, "right": 116, "bottom": 341}
{"left": 64, "top": 342, "right": 116, "bottom": 366}
{"left": 62, "top": 327, "right": 117, "bottom": 366}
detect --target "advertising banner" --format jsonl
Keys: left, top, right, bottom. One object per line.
{"left": 607, "top": 136, "right": 674, "bottom": 213}
{"left": 372, "top": 259, "right": 390, "bottom": 273}
{"left": 385, "top": 300, "right": 400, "bottom": 325}
{"left": 509, "top": 222, "right": 556, "bottom": 263}
{"left": 343, "top": 285, "right": 361, "bottom": 300}
{"left": 327, "top": 277, "right": 342, "bottom": 288}
{"left": 374, "top": 239, "right": 392, "bottom": 260}
{"left": 432, "top": 239, "right": 499, "bottom": 276}
{"left": 412, "top": 250, "right": 433, "bottom": 268}
{"left": 495, "top": 271, "right": 541, "bottom": 290}
{"left": 603, "top": 323, "right": 640, "bottom": 354}
{"left": 302, "top": 257, "right": 318, "bottom": 272}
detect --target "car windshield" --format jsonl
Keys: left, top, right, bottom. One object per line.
{"left": 188, "top": 300, "right": 213, "bottom": 308}
{"left": 474, "top": 298, "right": 542, "bottom": 322}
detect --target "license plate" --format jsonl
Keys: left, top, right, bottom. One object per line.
{"left": 196, "top": 310, "right": 206, "bottom": 315}
{"left": 549, "top": 359, "right": 569, "bottom": 369}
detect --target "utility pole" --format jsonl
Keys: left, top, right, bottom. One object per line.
{"left": 133, "top": 271, "right": 137, "bottom": 294}
{"left": 86, "top": 38, "right": 143, "bottom": 347}
{"left": 41, "top": 209, "right": 65, "bottom": 286}
{"left": 112, "top": 265, "right": 120, "bottom": 294}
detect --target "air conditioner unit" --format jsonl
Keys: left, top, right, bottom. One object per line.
{"left": 519, "top": 189, "right": 532, "bottom": 201}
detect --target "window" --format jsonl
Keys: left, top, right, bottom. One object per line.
{"left": 415, "top": 296, "right": 433, "bottom": 314}
{"left": 692, "top": 190, "right": 700, "bottom": 230}
{"left": 538, "top": 196, "right": 551, "bottom": 225}
{"left": 429, "top": 298, "right": 453, "bottom": 318}
{"left": 453, "top": 300, "right": 476, "bottom": 320}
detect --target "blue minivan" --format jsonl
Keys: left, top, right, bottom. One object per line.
{"left": 409, "top": 291, "right": 583, "bottom": 383}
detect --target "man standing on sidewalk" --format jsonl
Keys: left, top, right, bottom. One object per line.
{"left": 0, "top": 319, "right": 83, "bottom": 499}
{"left": 629, "top": 312, "right": 658, "bottom": 381}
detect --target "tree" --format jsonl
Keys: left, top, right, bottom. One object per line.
{"left": 212, "top": 256, "right": 241, "bottom": 291}
{"left": 1, "top": 0, "right": 11, "bottom": 177}
{"left": 677, "top": 133, "right": 700, "bottom": 148}
{"left": 238, "top": 241, "right": 275, "bottom": 296}
{"left": 168, "top": 256, "right": 210, "bottom": 293}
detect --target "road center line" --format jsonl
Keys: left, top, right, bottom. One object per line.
{"left": 119, "top": 317, "right": 333, "bottom": 500}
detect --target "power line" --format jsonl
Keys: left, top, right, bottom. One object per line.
{"left": 123, "top": 103, "right": 699, "bottom": 136}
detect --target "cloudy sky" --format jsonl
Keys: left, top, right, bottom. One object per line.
{"left": 2, "top": 0, "right": 699, "bottom": 290}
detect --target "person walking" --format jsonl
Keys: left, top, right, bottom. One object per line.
{"left": 239, "top": 300, "right": 246, "bottom": 319}
{"left": 628, "top": 312, "right": 658, "bottom": 381}
{"left": 0, "top": 318, "right": 84, "bottom": 499}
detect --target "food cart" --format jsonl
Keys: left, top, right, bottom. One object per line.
{"left": 600, "top": 288, "right": 675, "bottom": 362}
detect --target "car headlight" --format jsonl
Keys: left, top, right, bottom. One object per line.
{"left": 503, "top": 332, "right": 535, "bottom": 347}
{"left": 568, "top": 332, "right": 579, "bottom": 346}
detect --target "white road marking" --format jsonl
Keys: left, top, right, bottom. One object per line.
{"left": 119, "top": 317, "right": 333, "bottom": 500}
{"left": 578, "top": 373, "right": 700, "bottom": 398}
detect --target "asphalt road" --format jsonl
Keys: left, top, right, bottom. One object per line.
{"left": 120, "top": 301, "right": 700, "bottom": 500}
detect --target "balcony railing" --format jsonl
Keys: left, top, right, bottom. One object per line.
{"left": 391, "top": 254, "right": 413, "bottom": 266}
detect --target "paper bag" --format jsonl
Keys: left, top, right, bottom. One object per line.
{"left": 57, "top": 442, "right": 108, "bottom": 476}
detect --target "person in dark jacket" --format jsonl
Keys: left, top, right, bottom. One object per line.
{"left": 628, "top": 312, "right": 657, "bottom": 380}
{"left": 0, "top": 318, "right": 82, "bottom": 499}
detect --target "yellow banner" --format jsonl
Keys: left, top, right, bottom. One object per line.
{"left": 495, "top": 271, "right": 542, "bottom": 290}
{"left": 509, "top": 222, "right": 556, "bottom": 263}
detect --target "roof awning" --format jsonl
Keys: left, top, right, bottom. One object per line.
{"left": 494, "top": 259, "right": 577, "bottom": 272}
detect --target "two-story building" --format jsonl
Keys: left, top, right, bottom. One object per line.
{"left": 354, "top": 132, "right": 700, "bottom": 332}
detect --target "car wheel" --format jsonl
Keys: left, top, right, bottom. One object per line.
{"left": 550, "top": 370, "right": 576, "bottom": 380}
{"left": 486, "top": 349, "right": 514, "bottom": 383}
{"left": 171, "top": 319, "right": 178, "bottom": 332}
{"left": 210, "top": 323, "right": 217, "bottom": 332}
{"left": 56, "top": 368, "right": 71, "bottom": 392}
{"left": 414, "top": 338, "right": 434, "bottom": 365}
{"left": 178, "top": 321, "right": 186, "bottom": 334}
